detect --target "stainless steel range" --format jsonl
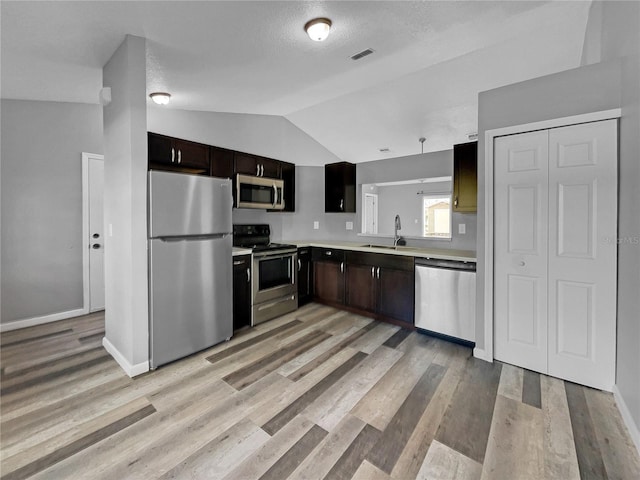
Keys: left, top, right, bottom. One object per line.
{"left": 233, "top": 224, "right": 298, "bottom": 325}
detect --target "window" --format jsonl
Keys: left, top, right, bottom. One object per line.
{"left": 423, "top": 195, "right": 452, "bottom": 238}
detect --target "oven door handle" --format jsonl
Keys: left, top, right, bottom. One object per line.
{"left": 254, "top": 252, "right": 296, "bottom": 261}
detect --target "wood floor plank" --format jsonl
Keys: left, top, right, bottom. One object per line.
{"left": 367, "top": 362, "right": 447, "bottom": 474}
{"left": 565, "top": 381, "right": 609, "bottom": 479}
{"left": 286, "top": 322, "right": 378, "bottom": 382}
{"left": 262, "top": 351, "right": 368, "bottom": 435}
{"left": 223, "top": 330, "right": 331, "bottom": 390}
{"left": 522, "top": 369, "right": 542, "bottom": 409}
{"left": 382, "top": 328, "right": 412, "bottom": 349}
{"left": 497, "top": 362, "right": 523, "bottom": 402}
{"left": 540, "top": 375, "right": 580, "bottom": 480}
{"left": 287, "top": 414, "right": 366, "bottom": 480}
{"left": 323, "top": 423, "right": 382, "bottom": 480}
{"left": 417, "top": 439, "right": 482, "bottom": 480}
{"left": 0, "top": 329, "right": 74, "bottom": 348}
{"left": 434, "top": 356, "right": 502, "bottom": 464}
{"left": 1, "top": 397, "right": 155, "bottom": 480}
{"left": 480, "top": 394, "right": 544, "bottom": 480}
{"left": 221, "top": 415, "right": 315, "bottom": 480}
{"left": 584, "top": 386, "right": 640, "bottom": 479}
{"left": 205, "top": 319, "right": 303, "bottom": 364}
{"left": 352, "top": 460, "right": 390, "bottom": 480}
{"left": 351, "top": 334, "right": 438, "bottom": 431}
{"left": 303, "top": 345, "right": 403, "bottom": 431}
{"left": 390, "top": 342, "right": 468, "bottom": 480}
{"left": 259, "top": 424, "right": 328, "bottom": 480}
{"left": 348, "top": 322, "right": 400, "bottom": 354}
{"left": 158, "top": 418, "right": 271, "bottom": 479}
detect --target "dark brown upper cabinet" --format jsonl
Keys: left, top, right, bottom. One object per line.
{"left": 279, "top": 161, "right": 295, "bottom": 212}
{"left": 210, "top": 146, "right": 234, "bottom": 179}
{"left": 235, "top": 152, "right": 281, "bottom": 179}
{"left": 148, "top": 132, "right": 210, "bottom": 175}
{"left": 453, "top": 141, "right": 477, "bottom": 213}
{"left": 325, "top": 161, "right": 356, "bottom": 213}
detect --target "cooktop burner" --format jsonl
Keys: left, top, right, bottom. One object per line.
{"left": 232, "top": 224, "right": 296, "bottom": 253}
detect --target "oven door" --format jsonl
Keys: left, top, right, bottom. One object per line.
{"left": 253, "top": 251, "right": 297, "bottom": 304}
{"left": 236, "top": 174, "right": 284, "bottom": 210}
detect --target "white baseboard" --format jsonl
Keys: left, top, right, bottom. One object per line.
{"left": 0, "top": 307, "right": 88, "bottom": 332}
{"left": 102, "top": 337, "right": 149, "bottom": 378}
{"left": 473, "top": 347, "right": 493, "bottom": 362}
{"left": 613, "top": 384, "right": 640, "bottom": 456}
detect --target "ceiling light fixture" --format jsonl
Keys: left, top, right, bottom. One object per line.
{"left": 149, "top": 92, "right": 171, "bottom": 105}
{"left": 305, "top": 18, "right": 332, "bottom": 42}
{"left": 419, "top": 137, "right": 426, "bottom": 154}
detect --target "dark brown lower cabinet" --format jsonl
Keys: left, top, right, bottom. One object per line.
{"left": 297, "top": 248, "right": 312, "bottom": 306}
{"left": 345, "top": 264, "right": 377, "bottom": 313}
{"left": 232, "top": 255, "right": 252, "bottom": 330}
{"left": 313, "top": 261, "right": 344, "bottom": 305}
{"left": 315, "top": 249, "right": 415, "bottom": 327}
{"left": 378, "top": 267, "right": 414, "bottom": 325}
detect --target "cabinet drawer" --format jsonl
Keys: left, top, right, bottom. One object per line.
{"left": 346, "top": 251, "right": 413, "bottom": 271}
{"left": 312, "top": 247, "right": 345, "bottom": 263}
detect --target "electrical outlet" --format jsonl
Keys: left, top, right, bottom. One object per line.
{"left": 313, "top": 221, "right": 319, "bottom": 230}
{"left": 346, "top": 221, "right": 353, "bottom": 230}
{"left": 458, "top": 223, "right": 466, "bottom": 235}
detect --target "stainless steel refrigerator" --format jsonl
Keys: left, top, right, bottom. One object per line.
{"left": 148, "top": 170, "right": 233, "bottom": 369}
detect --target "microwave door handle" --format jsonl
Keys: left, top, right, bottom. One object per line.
{"left": 273, "top": 184, "right": 277, "bottom": 207}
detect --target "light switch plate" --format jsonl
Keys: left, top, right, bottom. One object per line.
{"left": 313, "top": 221, "right": 319, "bottom": 230}
{"left": 458, "top": 223, "right": 466, "bottom": 234}
{"left": 346, "top": 221, "right": 353, "bottom": 230}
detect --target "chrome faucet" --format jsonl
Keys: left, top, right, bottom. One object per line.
{"left": 393, "top": 214, "right": 402, "bottom": 247}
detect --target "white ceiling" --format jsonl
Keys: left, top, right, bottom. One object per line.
{"left": 1, "top": 1, "right": 592, "bottom": 164}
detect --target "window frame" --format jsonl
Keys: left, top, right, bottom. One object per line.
{"left": 422, "top": 193, "right": 453, "bottom": 239}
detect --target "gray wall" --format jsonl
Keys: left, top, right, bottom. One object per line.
{"left": 102, "top": 35, "right": 149, "bottom": 369}
{"left": 599, "top": 0, "right": 640, "bottom": 442}
{"left": 477, "top": 0, "right": 639, "bottom": 436}
{"left": 1, "top": 99, "right": 103, "bottom": 324}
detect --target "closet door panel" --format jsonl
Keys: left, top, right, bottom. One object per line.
{"left": 494, "top": 130, "right": 549, "bottom": 373}
{"left": 548, "top": 119, "right": 617, "bottom": 391}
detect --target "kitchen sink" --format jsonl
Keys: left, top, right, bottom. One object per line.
{"left": 360, "top": 244, "right": 398, "bottom": 250}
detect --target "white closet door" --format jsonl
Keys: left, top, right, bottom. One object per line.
{"left": 547, "top": 119, "right": 617, "bottom": 391}
{"left": 494, "top": 130, "right": 549, "bottom": 373}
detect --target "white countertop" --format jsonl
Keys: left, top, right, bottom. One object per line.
{"left": 232, "top": 247, "right": 252, "bottom": 256}
{"left": 286, "top": 240, "right": 476, "bottom": 262}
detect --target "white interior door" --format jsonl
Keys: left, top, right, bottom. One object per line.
{"left": 547, "top": 119, "right": 617, "bottom": 390}
{"left": 494, "top": 130, "right": 550, "bottom": 373}
{"left": 88, "top": 157, "right": 105, "bottom": 311}
{"left": 364, "top": 193, "right": 378, "bottom": 234}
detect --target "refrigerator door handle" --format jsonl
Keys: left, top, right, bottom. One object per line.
{"left": 158, "top": 233, "right": 228, "bottom": 242}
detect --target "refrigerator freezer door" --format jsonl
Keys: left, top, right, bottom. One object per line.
{"left": 149, "top": 235, "right": 232, "bottom": 368}
{"left": 149, "top": 171, "right": 232, "bottom": 238}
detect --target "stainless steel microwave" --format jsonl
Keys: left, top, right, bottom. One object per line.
{"left": 236, "top": 174, "right": 285, "bottom": 210}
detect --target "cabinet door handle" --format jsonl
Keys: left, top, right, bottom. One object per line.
{"left": 261, "top": 164, "right": 265, "bottom": 177}
{"left": 256, "top": 164, "right": 260, "bottom": 176}
{"left": 246, "top": 268, "right": 251, "bottom": 283}
{"left": 177, "top": 149, "right": 181, "bottom": 164}
{"left": 233, "top": 260, "right": 244, "bottom": 266}
{"left": 339, "top": 198, "right": 344, "bottom": 211}
{"left": 171, "top": 148, "right": 175, "bottom": 163}
{"left": 371, "top": 266, "right": 375, "bottom": 277}
{"left": 340, "top": 262, "right": 344, "bottom": 274}
{"left": 376, "top": 267, "right": 380, "bottom": 279}
{"left": 325, "top": 251, "right": 332, "bottom": 256}
{"left": 298, "top": 259, "right": 301, "bottom": 271}
{"left": 454, "top": 196, "right": 458, "bottom": 207}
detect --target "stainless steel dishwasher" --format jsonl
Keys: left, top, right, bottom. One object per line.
{"left": 414, "top": 258, "right": 476, "bottom": 345}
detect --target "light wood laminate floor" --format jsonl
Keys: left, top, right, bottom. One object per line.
{"left": 1, "top": 304, "right": 639, "bottom": 479}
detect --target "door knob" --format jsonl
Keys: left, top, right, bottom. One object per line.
{"left": 92, "top": 244, "right": 101, "bottom": 249}
{"left": 519, "top": 261, "right": 525, "bottom": 266}
{"left": 92, "top": 233, "right": 100, "bottom": 239}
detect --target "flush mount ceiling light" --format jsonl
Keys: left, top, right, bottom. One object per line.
{"left": 149, "top": 92, "right": 171, "bottom": 105}
{"left": 305, "top": 18, "right": 332, "bottom": 41}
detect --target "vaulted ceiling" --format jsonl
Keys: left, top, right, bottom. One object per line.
{"left": 1, "top": 1, "right": 592, "bottom": 164}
